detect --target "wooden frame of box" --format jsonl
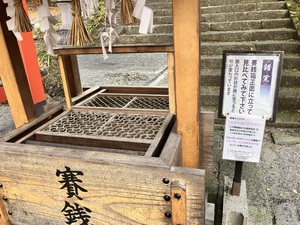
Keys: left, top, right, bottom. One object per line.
{"left": 0, "top": 103, "right": 205, "bottom": 224}
{"left": 0, "top": 0, "right": 207, "bottom": 224}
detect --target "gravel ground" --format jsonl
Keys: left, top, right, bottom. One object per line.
{"left": 260, "top": 128, "right": 300, "bottom": 225}
{"left": 0, "top": 104, "right": 15, "bottom": 135}
{"left": 77, "top": 53, "right": 168, "bottom": 87}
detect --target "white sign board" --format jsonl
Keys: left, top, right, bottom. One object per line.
{"left": 222, "top": 114, "right": 266, "bottom": 163}
{"left": 219, "top": 51, "right": 283, "bottom": 121}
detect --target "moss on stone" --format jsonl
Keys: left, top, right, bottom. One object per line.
{"left": 286, "top": 0, "right": 300, "bottom": 30}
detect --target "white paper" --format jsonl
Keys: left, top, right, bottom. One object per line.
{"left": 57, "top": 3, "right": 72, "bottom": 30}
{"left": 13, "top": 30, "right": 23, "bottom": 41}
{"left": 105, "top": 0, "right": 115, "bottom": 11}
{"left": 222, "top": 114, "right": 266, "bottom": 163}
{"left": 108, "top": 11, "right": 113, "bottom": 26}
{"left": 111, "top": 12, "right": 117, "bottom": 24}
{"left": 108, "top": 27, "right": 118, "bottom": 52}
{"left": 6, "top": 5, "right": 14, "bottom": 17}
{"left": 48, "top": 26, "right": 61, "bottom": 43}
{"left": 38, "top": 5, "right": 51, "bottom": 18}
{"left": 133, "top": 0, "right": 146, "bottom": 19}
{"left": 100, "top": 32, "right": 109, "bottom": 60}
{"left": 44, "top": 26, "right": 61, "bottom": 56}
{"left": 40, "top": 17, "right": 50, "bottom": 32}
{"left": 221, "top": 53, "right": 281, "bottom": 120}
{"left": 139, "top": 6, "right": 153, "bottom": 34}
{"left": 44, "top": 31, "right": 54, "bottom": 55}
{"left": 3, "top": 0, "right": 13, "bottom": 4}
{"left": 37, "top": 0, "right": 60, "bottom": 55}
{"left": 6, "top": 17, "right": 14, "bottom": 31}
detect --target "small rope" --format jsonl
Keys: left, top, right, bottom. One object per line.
{"left": 13, "top": 0, "right": 33, "bottom": 32}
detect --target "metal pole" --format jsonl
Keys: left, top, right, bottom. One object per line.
{"left": 232, "top": 161, "right": 243, "bottom": 196}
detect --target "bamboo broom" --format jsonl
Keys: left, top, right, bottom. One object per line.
{"left": 13, "top": 0, "right": 33, "bottom": 32}
{"left": 69, "top": 0, "right": 91, "bottom": 46}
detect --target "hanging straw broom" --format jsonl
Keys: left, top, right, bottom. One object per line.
{"left": 121, "top": 0, "right": 134, "bottom": 25}
{"left": 69, "top": 0, "right": 91, "bottom": 46}
{"left": 13, "top": 0, "right": 33, "bottom": 32}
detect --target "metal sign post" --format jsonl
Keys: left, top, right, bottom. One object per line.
{"left": 232, "top": 161, "right": 243, "bottom": 196}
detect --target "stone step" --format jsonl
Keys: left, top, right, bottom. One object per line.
{"left": 201, "top": 0, "right": 285, "bottom": 7}
{"left": 153, "top": 16, "right": 173, "bottom": 25}
{"left": 123, "top": 24, "right": 173, "bottom": 35}
{"left": 146, "top": 0, "right": 172, "bottom": 3}
{"left": 201, "top": 19, "right": 293, "bottom": 32}
{"left": 145, "top": 2, "right": 172, "bottom": 10}
{"left": 201, "top": 2, "right": 286, "bottom": 14}
{"left": 200, "top": 69, "right": 300, "bottom": 88}
{"left": 201, "top": 29, "right": 299, "bottom": 42}
{"left": 115, "top": 33, "right": 173, "bottom": 45}
{"left": 200, "top": 86, "right": 300, "bottom": 110}
{"left": 152, "top": 9, "right": 173, "bottom": 17}
{"left": 202, "top": 10, "right": 289, "bottom": 23}
{"left": 201, "top": 54, "right": 300, "bottom": 70}
{"left": 201, "top": 106, "right": 300, "bottom": 128}
{"left": 201, "top": 40, "right": 300, "bottom": 55}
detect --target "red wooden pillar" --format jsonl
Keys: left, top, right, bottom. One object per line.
{"left": 0, "top": 84, "right": 7, "bottom": 103}
{"left": 17, "top": 0, "right": 46, "bottom": 115}
{"left": 0, "top": 1, "right": 37, "bottom": 127}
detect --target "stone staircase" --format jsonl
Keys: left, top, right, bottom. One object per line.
{"left": 114, "top": 0, "right": 173, "bottom": 46}
{"left": 201, "top": 0, "right": 300, "bottom": 113}
{"left": 114, "top": 0, "right": 300, "bottom": 115}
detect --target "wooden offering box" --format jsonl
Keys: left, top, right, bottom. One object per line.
{"left": 0, "top": 0, "right": 205, "bottom": 222}
{"left": 0, "top": 87, "right": 205, "bottom": 225}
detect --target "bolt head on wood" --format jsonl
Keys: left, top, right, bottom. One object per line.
{"left": 164, "top": 212, "right": 172, "bottom": 218}
{"left": 164, "top": 195, "right": 171, "bottom": 201}
{"left": 174, "top": 193, "right": 181, "bottom": 199}
{"left": 162, "top": 178, "right": 170, "bottom": 184}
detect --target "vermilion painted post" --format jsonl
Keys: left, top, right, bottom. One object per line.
{"left": 17, "top": 0, "right": 46, "bottom": 115}
{"left": 0, "top": 85, "right": 7, "bottom": 103}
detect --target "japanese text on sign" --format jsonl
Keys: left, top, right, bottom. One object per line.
{"left": 222, "top": 114, "right": 266, "bottom": 163}
{"left": 220, "top": 52, "right": 283, "bottom": 120}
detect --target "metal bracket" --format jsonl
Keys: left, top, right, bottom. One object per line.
{"left": 171, "top": 181, "right": 187, "bottom": 225}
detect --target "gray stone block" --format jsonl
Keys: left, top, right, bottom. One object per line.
{"left": 222, "top": 176, "right": 248, "bottom": 225}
